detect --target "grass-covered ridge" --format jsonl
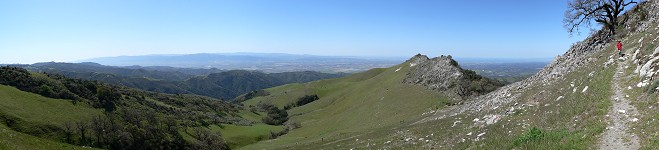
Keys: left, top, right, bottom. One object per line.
{"left": 239, "top": 58, "right": 458, "bottom": 149}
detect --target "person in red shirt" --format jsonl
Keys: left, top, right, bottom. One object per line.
{"left": 616, "top": 41, "right": 623, "bottom": 57}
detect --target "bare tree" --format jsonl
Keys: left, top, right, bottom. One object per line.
{"left": 76, "top": 121, "right": 89, "bottom": 146}
{"left": 91, "top": 115, "right": 109, "bottom": 147}
{"left": 564, "top": 0, "right": 638, "bottom": 35}
{"left": 63, "top": 122, "right": 76, "bottom": 144}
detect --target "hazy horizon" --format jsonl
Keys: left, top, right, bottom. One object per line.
{"left": 0, "top": 52, "right": 554, "bottom": 65}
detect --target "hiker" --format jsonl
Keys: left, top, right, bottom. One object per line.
{"left": 616, "top": 41, "right": 623, "bottom": 57}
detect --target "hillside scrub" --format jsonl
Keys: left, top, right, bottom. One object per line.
{"left": 460, "top": 69, "right": 504, "bottom": 97}
{"left": 233, "top": 90, "right": 270, "bottom": 103}
{"left": 284, "top": 94, "right": 320, "bottom": 110}
{"left": 258, "top": 103, "right": 289, "bottom": 125}
{"left": 0, "top": 123, "right": 86, "bottom": 149}
{"left": 0, "top": 66, "right": 244, "bottom": 149}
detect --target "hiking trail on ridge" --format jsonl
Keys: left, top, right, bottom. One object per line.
{"left": 598, "top": 47, "right": 641, "bottom": 150}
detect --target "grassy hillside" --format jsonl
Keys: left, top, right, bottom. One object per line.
{"left": 0, "top": 84, "right": 101, "bottom": 149}
{"left": 240, "top": 59, "right": 451, "bottom": 149}
{"left": 173, "top": 70, "right": 346, "bottom": 100}
{"left": 0, "top": 124, "right": 94, "bottom": 150}
{"left": 210, "top": 124, "right": 286, "bottom": 149}
{"left": 0, "top": 85, "right": 102, "bottom": 126}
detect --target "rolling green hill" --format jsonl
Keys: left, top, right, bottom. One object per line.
{"left": 0, "top": 84, "right": 101, "bottom": 149}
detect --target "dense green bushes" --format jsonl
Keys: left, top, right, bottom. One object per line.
{"left": 284, "top": 94, "right": 319, "bottom": 110}
{"left": 187, "top": 127, "right": 228, "bottom": 150}
{"left": 458, "top": 69, "right": 504, "bottom": 97}
{"left": 258, "top": 103, "right": 289, "bottom": 125}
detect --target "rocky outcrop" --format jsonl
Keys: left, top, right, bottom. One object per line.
{"left": 403, "top": 54, "right": 503, "bottom": 101}
{"left": 403, "top": 55, "right": 463, "bottom": 99}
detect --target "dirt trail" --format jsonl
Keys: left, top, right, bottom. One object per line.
{"left": 598, "top": 52, "right": 640, "bottom": 150}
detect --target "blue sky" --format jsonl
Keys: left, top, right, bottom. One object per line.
{"left": 0, "top": 0, "right": 591, "bottom": 64}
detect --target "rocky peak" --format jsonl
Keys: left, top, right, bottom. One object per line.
{"left": 403, "top": 54, "right": 502, "bottom": 101}
{"left": 406, "top": 54, "right": 430, "bottom": 67}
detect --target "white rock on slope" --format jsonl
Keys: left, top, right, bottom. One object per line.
{"left": 483, "top": 114, "right": 502, "bottom": 125}
{"left": 638, "top": 46, "right": 659, "bottom": 77}
{"left": 582, "top": 86, "right": 589, "bottom": 93}
{"left": 618, "top": 110, "right": 626, "bottom": 114}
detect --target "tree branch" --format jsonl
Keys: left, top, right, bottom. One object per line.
{"left": 564, "top": 0, "right": 637, "bottom": 35}
{"left": 622, "top": 0, "right": 637, "bottom": 7}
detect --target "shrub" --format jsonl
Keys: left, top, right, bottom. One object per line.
{"left": 269, "top": 128, "right": 289, "bottom": 139}
{"left": 284, "top": 95, "right": 319, "bottom": 110}
{"left": 514, "top": 127, "right": 544, "bottom": 146}
{"left": 459, "top": 69, "right": 504, "bottom": 97}
{"left": 646, "top": 80, "right": 659, "bottom": 94}
{"left": 97, "top": 86, "right": 121, "bottom": 112}
{"left": 258, "top": 103, "right": 289, "bottom": 125}
{"left": 285, "top": 121, "right": 302, "bottom": 129}
{"left": 189, "top": 127, "right": 229, "bottom": 150}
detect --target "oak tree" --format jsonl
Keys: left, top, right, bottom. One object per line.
{"left": 564, "top": 0, "right": 638, "bottom": 35}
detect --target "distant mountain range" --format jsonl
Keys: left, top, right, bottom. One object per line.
{"left": 11, "top": 62, "right": 346, "bottom": 100}
{"left": 78, "top": 53, "right": 404, "bottom": 73}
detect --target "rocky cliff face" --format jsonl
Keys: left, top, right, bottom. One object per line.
{"left": 403, "top": 54, "right": 503, "bottom": 102}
